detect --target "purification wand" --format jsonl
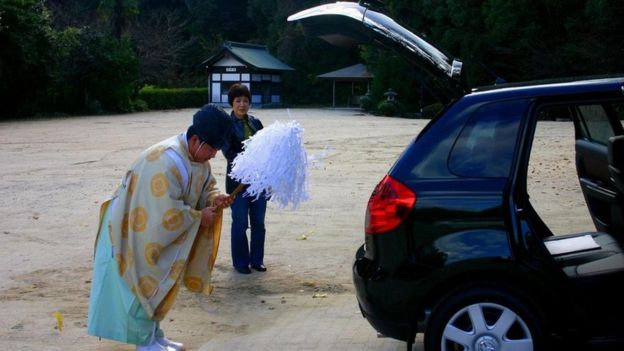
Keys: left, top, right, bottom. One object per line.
{"left": 227, "top": 120, "right": 310, "bottom": 210}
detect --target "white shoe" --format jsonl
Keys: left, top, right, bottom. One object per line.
{"left": 157, "top": 336, "right": 186, "bottom": 351}
{"left": 136, "top": 340, "right": 173, "bottom": 351}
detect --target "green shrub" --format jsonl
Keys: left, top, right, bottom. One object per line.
{"left": 377, "top": 100, "right": 398, "bottom": 116}
{"left": 359, "top": 94, "right": 375, "bottom": 111}
{"left": 138, "top": 86, "right": 208, "bottom": 110}
{"left": 131, "top": 99, "right": 149, "bottom": 112}
{"left": 376, "top": 100, "right": 407, "bottom": 117}
{"left": 422, "top": 102, "right": 444, "bottom": 119}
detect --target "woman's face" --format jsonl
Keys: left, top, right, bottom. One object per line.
{"left": 232, "top": 96, "right": 250, "bottom": 119}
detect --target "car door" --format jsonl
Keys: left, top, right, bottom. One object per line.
{"left": 574, "top": 101, "right": 624, "bottom": 237}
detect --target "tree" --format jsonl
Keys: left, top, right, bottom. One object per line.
{"left": 98, "top": 0, "right": 138, "bottom": 39}
{"left": 131, "top": 9, "right": 189, "bottom": 86}
{"left": 561, "top": 0, "right": 624, "bottom": 76}
{"left": 54, "top": 28, "right": 139, "bottom": 113}
{"left": 46, "top": 0, "right": 100, "bottom": 30}
{"left": 0, "top": 0, "right": 56, "bottom": 117}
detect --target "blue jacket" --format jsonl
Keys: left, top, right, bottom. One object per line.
{"left": 222, "top": 112, "right": 263, "bottom": 193}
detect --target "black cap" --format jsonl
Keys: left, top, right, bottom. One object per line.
{"left": 187, "top": 104, "right": 233, "bottom": 149}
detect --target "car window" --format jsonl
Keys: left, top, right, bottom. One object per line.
{"left": 449, "top": 100, "right": 524, "bottom": 178}
{"left": 577, "top": 104, "right": 614, "bottom": 145}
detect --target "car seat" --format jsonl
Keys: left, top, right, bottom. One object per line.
{"left": 608, "top": 135, "right": 624, "bottom": 194}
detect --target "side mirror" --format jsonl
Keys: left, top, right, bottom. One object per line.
{"left": 608, "top": 135, "right": 624, "bottom": 194}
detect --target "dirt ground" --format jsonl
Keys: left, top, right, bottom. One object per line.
{"left": 0, "top": 108, "right": 593, "bottom": 350}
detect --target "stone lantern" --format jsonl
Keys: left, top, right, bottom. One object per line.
{"left": 384, "top": 88, "right": 398, "bottom": 101}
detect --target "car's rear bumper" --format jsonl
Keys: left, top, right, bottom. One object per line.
{"left": 352, "top": 248, "right": 418, "bottom": 341}
{"left": 355, "top": 300, "right": 414, "bottom": 341}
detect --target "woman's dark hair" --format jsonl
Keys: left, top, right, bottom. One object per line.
{"left": 228, "top": 83, "right": 251, "bottom": 106}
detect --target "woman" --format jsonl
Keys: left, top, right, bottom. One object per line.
{"left": 222, "top": 83, "right": 268, "bottom": 274}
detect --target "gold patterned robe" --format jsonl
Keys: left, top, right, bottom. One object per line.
{"left": 98, "top": 133, "right": 222, "bottom": 321}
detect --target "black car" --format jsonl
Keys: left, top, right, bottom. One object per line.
{"left": 289, "top": 2, "right": 624, "bottom": 351}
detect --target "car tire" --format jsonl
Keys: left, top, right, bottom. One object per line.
{"left": 423, "top": 285, "right": 546, "bottom": 351}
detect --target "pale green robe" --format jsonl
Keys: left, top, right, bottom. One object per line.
{"left": 87, "top": 133, "right": 223, "bottom": 345}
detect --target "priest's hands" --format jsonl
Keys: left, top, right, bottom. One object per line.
{"left": 201, "top": 194, "right": 235, "bottom": 226}
{"left": 201, "top": 207, "right": 217, "bottom": 227}
{"left": 214, "top": 194, "right": 234, "bottom": 209}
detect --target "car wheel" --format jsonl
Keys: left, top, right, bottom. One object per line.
{"left": 424, "top": 286, "right": 545, "bottom": 351}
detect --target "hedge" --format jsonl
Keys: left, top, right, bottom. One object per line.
{"left": 138, "top": 86, "right": 208, "bottom": 110}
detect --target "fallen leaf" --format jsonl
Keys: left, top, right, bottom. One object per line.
{"left": 54, "top": 311, "right": 64, "bottom": 332}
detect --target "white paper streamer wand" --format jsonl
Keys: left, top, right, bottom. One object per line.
{"left": 228, "top": 120, "right": 310, "bottom": 209}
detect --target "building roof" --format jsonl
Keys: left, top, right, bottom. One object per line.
{"left": 317, "top": 63, "right": 373, "bottom": 81}
{"left": 202, "top": 41, "right": 294, "bottom": 72}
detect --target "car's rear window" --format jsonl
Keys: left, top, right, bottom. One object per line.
{"left": 449, "top": 100, "right": 525, "bottom": 178}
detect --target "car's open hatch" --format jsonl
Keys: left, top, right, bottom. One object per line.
{"left": 287, "top": 1, "right": 468, "bottom": 104}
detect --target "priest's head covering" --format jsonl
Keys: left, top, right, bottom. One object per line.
{"left": 187, "top": 104, "right": 233, "bottom": 149}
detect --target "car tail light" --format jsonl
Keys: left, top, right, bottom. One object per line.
{"left": 365, "top": 175, "right": 416, "bottom": 235}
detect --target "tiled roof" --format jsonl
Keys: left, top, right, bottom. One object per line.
{"left": 203, "top": 41, "right": 294, "bottom": 71}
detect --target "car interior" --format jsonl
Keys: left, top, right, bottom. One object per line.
{"left": 523, "top": 102, "right": 624, "bottom": 337}
{"left": 608, "top": 134, "right": 624, "bottom": 206}
{"left": 527, "top": 102, "right": 624, "bottom": 264}
{"left": 574, "top": 103, "right": 624, "bottom": 235}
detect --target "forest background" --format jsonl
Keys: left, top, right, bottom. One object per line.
{"left": 1, "top": 0, "right": 623, "bottom": 118}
